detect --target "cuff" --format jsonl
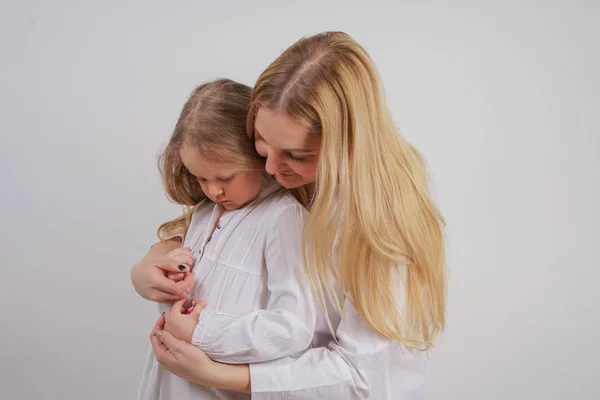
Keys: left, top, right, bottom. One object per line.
{"left": 250, "top": 361, "right": 291, "bottom": 393}
{"left": 191, "top": 309, "right": 235, "bottom": 348}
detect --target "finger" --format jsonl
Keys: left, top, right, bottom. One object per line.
{"left": 156, "top": 312, "right": 166, "bottom": 329}
{"left": 154, "top": 293, "right": 183, "bottom": 304}
{"left": 157, "top": 329, "right": 182, "bottom": 354}
{"left": 151, "top": 274, "right": 186, "bottom": 296}
{"left": 150, "top": 330, "right": 171, "bottom": 364}
{"left": 155, "top": 257, "right": 192, "bottom": 274}
{"left": 166, "top": 247, "right": 192, "bottom": 258}
{"left": 162, "top": 308, "right": 174, "bottom": 332}
{"left": 174, "top": 273, "right": 195, "bottom": 297}
{"left": 150, "top": 313, "right": 166, "bottom": 337}
{"left": 182, "top": 297, "right": 195, "bottom": 313}
{"left": 171, "top": 253, "right": 194, "bottom": 268}
{"left": 172, "top": 298, "right": 186, "bottom": 315}
{"left": 166, "top": 272, "right": 185, "bottom": 282}
{"left": 191, "top": 301, "right": 205, "bottom": 318}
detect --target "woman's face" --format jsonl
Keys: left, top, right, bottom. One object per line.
{"left": 254, "top": 107, "right": 321, "bottom": 189}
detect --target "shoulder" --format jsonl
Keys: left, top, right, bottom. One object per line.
{"left": 258, "top": 188, "right": 308, "bottom": 222}
{"left": 189, "top": 201, "right": 214, "bottom": 223}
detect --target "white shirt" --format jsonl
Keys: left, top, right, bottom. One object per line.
{"left": 250, "top": 294, "right": 428, "bottom": 399}
{"left": 249, "top": 251, "right": 428, "bottom": 399}
{"left": 139, "top": 185, "right": 316, "bottom": 400}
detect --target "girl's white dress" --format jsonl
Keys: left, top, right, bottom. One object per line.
{"left": 139, "top": 185, "right": 316, "bottom": 400}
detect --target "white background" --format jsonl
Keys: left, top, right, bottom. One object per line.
{"left": 1, "top": 1, "right": 598, "bottom": 399}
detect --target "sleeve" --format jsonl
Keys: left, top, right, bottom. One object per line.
{"left": 249, "top": 287, "right": 429, "bottom": 399}
{"left": 190, "top": 204, "right": 317, "bottom": 364}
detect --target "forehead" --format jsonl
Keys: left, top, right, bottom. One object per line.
{"left": 254, "top": 107, "right": 317, "bottom": 150}
{"left": 179, "top": 144, "right": 237, "bottom": 177}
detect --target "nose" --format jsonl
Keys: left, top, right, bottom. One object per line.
{"left": 264, "top": 152, "right": 281, "bottom": 175}
{"left": 207, "top": 183, "right": 224, "bottom": 198}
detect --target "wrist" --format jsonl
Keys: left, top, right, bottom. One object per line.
{"left": 202, "top": 362, "right": 251, "bottom": 393}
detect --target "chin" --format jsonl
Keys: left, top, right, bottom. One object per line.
{"left": 276, "top": 175, "right": 302, "bottom": 189}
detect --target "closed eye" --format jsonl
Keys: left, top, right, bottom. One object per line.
{"left": 218, "top": 175, "right": 234, "bottom": 182}
{"left": 288, "top": 153, "right": 305, "bottom": 162}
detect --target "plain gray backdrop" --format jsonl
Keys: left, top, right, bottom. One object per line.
{"left": 1, "top": 1, "right": 598, "bottom": 399}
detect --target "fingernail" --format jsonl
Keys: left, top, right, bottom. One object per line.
{"left": 156, "top": 330, "right": 163, "bottom": 337}
{"left": 178, "top": 265, "right": 187, "bottom": 271}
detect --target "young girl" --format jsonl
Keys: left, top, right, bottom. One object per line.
{"left": 137, "top": 79, "right": 316, "bottom": 400}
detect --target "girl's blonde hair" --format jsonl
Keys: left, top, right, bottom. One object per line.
{"left": 248, "top": 32, "right": 446, "bottom": 349}
{"left": 158, "top": 79, "right": 266, "bottom": 239}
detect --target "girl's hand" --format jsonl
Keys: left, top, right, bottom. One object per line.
{"left": 151, "top": 313, "right": 215, "bottom": 386}
{"left": 151, "top": 313, "right": 252, "bottom": 393}
{"left": 131, "top": 246, "right": 195, "bottom": 303}
{"left": 164, "top": 299, "right": 206, "bottom": 343}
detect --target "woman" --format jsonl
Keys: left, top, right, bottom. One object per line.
{"left": 132, "top": 31, "right": 446, "bottom": 399}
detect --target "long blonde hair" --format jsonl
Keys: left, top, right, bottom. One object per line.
{"left": 158, "top": 79, "right": 266, "bottom": 239}
{"left": 248, "top": 32, "right": 446, "bottom": 349}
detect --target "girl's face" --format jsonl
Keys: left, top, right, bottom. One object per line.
{"left": 254, "top": 107, "right": 321, "bottom": 189}
{"left": 180, "top": 144, "right": 264, "bottom": 211}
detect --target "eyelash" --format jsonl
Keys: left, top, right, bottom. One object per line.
{"left": 197, "top": 176, "right": 234, "bottom": 183}
{"left": 255, "top": 133, "right": 306, "bottom": 162}
{"left": 288, "top": 154, "right": 305, "bottom": 162}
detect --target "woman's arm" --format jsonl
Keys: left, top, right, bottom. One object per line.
{"left": 190, "top": 204, "right": 317, "bottom": 363}
{"left": 155, "top": 289, "right": 427, "bottom": 399}
{"left": 153, "top": 296, "right": 426, "bottom": 399}
{"left": 217, "top": 296, "right": 425, "bottom": 399}
{"left": 130, "top": 238, "right": 195, "bottom": 303}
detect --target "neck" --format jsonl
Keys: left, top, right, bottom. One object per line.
{"left": 305, "top": 182, "right": 316, "bottom": 201}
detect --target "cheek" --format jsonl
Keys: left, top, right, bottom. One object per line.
{"left": 295, "top": 162, "right": 317, "bottom": 179}
{"left": 232, "top": 174, "right": 263, "bottom": 196}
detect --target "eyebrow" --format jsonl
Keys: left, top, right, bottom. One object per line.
{"left": 255, "top": 129, "right": 313, "bottom": 154}
{"left": 192, "top": 171, "right": 235, "bottom": 179}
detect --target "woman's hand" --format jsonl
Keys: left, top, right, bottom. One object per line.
{"left": 151, "top": 313, "right": 215, "bottom": 385}
{"left": 131, "top": 244, "right": 195, "bottom": 303}
{"left": 164, "top": 299, "right": 206, "bottom": 343}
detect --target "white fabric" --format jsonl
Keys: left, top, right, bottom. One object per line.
{"left": 139, "top": 187, "right": 316, "bottom": 400}
{"left": 250, "top": 271, "right": 429, "bottom": 399}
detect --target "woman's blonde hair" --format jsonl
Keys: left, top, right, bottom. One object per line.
{"left": 158, "top": 79, "right": 266, "bottom": 239}
{"left": 248, "top": 32, "right": 446, "bottom": 349}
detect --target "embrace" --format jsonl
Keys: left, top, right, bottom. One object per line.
{"left": 130, "top": 31, "right": 446, "bottom": 400}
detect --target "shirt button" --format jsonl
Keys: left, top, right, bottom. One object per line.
{"left": 217, "top": 224, "right": 221, "bottom": 229}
